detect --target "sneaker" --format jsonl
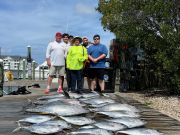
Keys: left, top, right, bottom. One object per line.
{"left": 44, "top": 89, "right": 50, "bottom": 94}
{"left": 57, "top": 87, "right": 63, "bottom": 94}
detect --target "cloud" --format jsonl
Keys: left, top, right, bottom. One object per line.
{"left": 0, "top": 0, "right": 115, "bottom": 63}
{"left": 75, "top": 3, "right": 96, "bottom": 14}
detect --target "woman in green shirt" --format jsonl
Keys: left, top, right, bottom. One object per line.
{"left": 66, "top": 36, "right": 88, "bottom": 94}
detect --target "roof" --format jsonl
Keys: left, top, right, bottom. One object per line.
{"left": 0, "top": 55, "right": 28, "bottom": 60}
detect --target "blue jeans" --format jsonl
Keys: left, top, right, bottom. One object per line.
{"left": 70, "top": 70, "right": 83, "bottom": 92}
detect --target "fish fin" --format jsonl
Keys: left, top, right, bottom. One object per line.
{"left": 63, "top": 90, "right": 71, "bottom": 99}
{"left": 59, "top": 116, "right": 65, "bottom": 120}
{"left": 26, "top": 98, "right": 33, "bottom": 105}
{"left": 89, "top": 108, "right": 97, "bottom": 112}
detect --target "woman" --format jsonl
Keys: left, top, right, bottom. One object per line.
{"left": 66, "top": 36, "right": 88, "bottom": 94}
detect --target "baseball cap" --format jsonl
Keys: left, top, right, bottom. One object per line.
{"left": 55, "top": 32, "right": 62, "bottom": 37}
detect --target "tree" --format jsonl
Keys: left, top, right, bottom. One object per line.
{"left": 97, "top": 0, "right": 180, "bottom": 93}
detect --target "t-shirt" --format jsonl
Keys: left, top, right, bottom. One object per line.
{"left": 60, "top": 41, "right": 71, "bottom": 58}
{"left": 66, "top": 45, "right": 88, "bottom": 70}
{"left": 46, "top": 41, "right": 66, "bottom": 66}
{"left": 87, "top": 43, "right": 108, "bottom": 68}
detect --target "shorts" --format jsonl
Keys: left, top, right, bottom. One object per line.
{"left": 83, "top": 68, "right": 90, "bottom": 77}
{"left": 88, "top": 68, "right": 105, "bottom": 80}
{"left": 49, "top": 66, "right": 65, "bottom": 77}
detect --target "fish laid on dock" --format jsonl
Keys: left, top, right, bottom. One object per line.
{"left": 94, "top": 121, "right": 127, "bottom": 131}
{"left": 26, "top": 104, "right": 89, "bottom": 116}
{"left": 97, "top": 111, "right": 140, "bottom": 118}
{"left": 13, "top": 123, "right": 62, "bottom": 134}
{"left": 40, "top": 120, "right": 71, "bottom": 129}
{"left": 81, "top": 97, "right": 116, "bottom": 105}
{"left": 60, "top": 116, "right": 95, "bottom": 126}
{"left": 91, "top": 103, "right": 140, "bottom": 112}
{"left": 18, "top": 115, "right": 54, "bottom": 124}
{"left": 116, "top": 128, "right": 164, "bottom": 135}
{"left": 107, "top": 117, "right": 146, "bottom": 128}
{"left": 67, "top": 128, "right": 113, "bottom": 135}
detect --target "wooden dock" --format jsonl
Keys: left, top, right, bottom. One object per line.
{"left": 113, "top": 93, "right": 180, "bottom": 135}
{"left": 0, "top": 80, "right": 179, "bottom": 135}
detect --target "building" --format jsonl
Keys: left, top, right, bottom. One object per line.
{"left": 0, "top": 55, "right": 38, "bottom": 79}
{"left": 0, "top": 55, "right": 27, "bottom": 70}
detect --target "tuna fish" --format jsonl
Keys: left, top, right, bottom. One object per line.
{"left": 81, "top": 98, "right": 116, "bottom": 105}
{"left": 18, "top": 115, "right": 54, "bottom": 124}
{"left": 91, "top": 103, "right": 139, "bottom": 112}
{"left": 107, "top": 117, "right": 146, "bottom": 128}
{"left": 34, "top": 98, "right": 62, "bottom": 105}
{"left": 97, "top": 111, "right": 140, "bottom": 118}
{"left": 45, "top": 98, "right": 83, "bottom": 106}
{"left": 68, "top": 92, "right": 83, "bottom": 99}
{"left": 116, "top": 128, "right": 164, "bottom": 135}
{"left": 94, "top": 121, "right": 127, "bottom": 131}
{"left": 81, "top": 92, "right": 100, "bottom": 98}
{"left": 26, "top": 104, "right": 89, "bottom": 116}
{"left": 37, "top": 94, "right": 65, "bottom": 100}
{"left": 67, "top": 128, "right": 113, "bottom": 135}
{"left": 40, "top": 120, "right": 71, "bottom": 129}
{"left": 60, "top": 116, "right": 95, "bottom": 126}
{"left": 13, "top": 123, "right": 62, "bottom": 134}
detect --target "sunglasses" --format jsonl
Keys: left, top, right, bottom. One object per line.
{"left": 94, "top": 38, "right": 100, "bottom": 40}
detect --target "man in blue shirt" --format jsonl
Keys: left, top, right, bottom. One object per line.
{"left": 87, "top": 34, "right": 108, "bottom": 92}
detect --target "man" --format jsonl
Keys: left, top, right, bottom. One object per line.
{"left": 66, "top": 36, "right": 88, "bottom": 94}
{"left": 61, "top": 33, "right": 71, "bottom": 91}
{"left": 82, "top": 37, "right": 91, "bottom": 89}
{"left": 87, "top": 34, "right": 108, "bottom": 93}
{"left": 45, "top": 32, "right": 66, "bottom": 94}
{"left": 62, "top": 33, "right": 71, "bottom": 57}
{"left": 68, "top": 35, "right": 74, "bottom": 45}
{"left": 82, "top": 37, "right": 89, "bottom": 48}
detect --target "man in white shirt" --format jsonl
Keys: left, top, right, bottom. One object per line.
{"left": 61, "top": 33, "right": 71, "bottom": 57}
{"left": 61, "top": 33, "right": 72, "bottom": 91}
{"left": 45, "top": 32, "right": 66, "bottom": 94}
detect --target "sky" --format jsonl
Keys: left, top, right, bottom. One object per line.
{"left": 0, "top": 0, "right": 115, "bottom": 64}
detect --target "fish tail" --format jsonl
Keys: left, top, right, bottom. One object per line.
{"left": 12, "top": 127, "right": 22, "bottom": 133}
{"left": 12, "top": 121, "right": 22, "bottom": 133}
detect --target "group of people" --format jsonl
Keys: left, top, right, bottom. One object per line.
{"left": 45, "top": 32, "right": 108, "bottom": 94}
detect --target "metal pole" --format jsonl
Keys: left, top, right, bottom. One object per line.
{"left": 8, "top": 62, "right": 10, "bottom": 70}
{"left": 23, "top": 59, "right": 26, "bottom": 79}
{"left": 27, "top": 46, "right": 32, "bottom": 80}
{"left": 32, "top": 61, "right": 35, "bottom": 80}
{"left": 0, "top": 59, "right": 4, "bottom": 97}
{"left": 17, "top": 62, "right": 20, "bottom": 80}
{"left": 39, "top": 66, "right": 41, "bottom": 80}
{"left": 42, "top": 66, "right": 45, "bottom": 80}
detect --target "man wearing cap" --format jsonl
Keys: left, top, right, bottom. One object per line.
{"left": 87, "top": 34, "right": 108, "bottom": 93}
{"left": 66, "top": 36, "right": 88, "bottom": 94}
{"left": 45, "top": 32, "right": 66, "bottom": 94}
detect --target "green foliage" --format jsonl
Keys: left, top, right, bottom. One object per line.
{"left": 97, "top": 0, "right": 180, "bottom": 94}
